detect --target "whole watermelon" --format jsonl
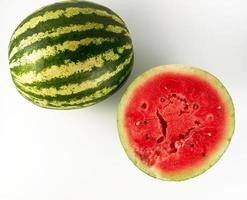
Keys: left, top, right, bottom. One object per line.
{"left": 9, "top": 0, "right": 134, "bottom": 109}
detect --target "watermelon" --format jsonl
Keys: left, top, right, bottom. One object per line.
{"left": 9, "top": 0, "right": 134, "bottom": 109}
{"left": 117, "top": 65, "right": 235, "bottom": 181}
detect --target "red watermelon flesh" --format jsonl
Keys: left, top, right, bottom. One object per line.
{"left": 118, "top": 65, "right": 235, "bottom": 180}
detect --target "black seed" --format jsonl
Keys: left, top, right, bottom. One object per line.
{"left": 184, "top": 104, "right": 189, "bottom": 110}
{"left": 194, "top": 120, "right": 201, "bottom": 125}
{"left": 141, "top": 103, "right": 147, "bottom": 109}
{"left": 160, "top": 97, "right": 166, "bottom": 102}
{"left": 157, "top": 136, "right": 164, "bottom": 143}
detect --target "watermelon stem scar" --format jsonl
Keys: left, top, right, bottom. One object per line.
{"left": 118, "top": 65, "right": 235, "bottom": 181}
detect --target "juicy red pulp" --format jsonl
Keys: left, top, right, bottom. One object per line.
{"left": 124, "top": 72, "right": 226, "bottom": 172}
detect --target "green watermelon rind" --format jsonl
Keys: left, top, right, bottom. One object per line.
{"left": 9, "top": 0, "right": 134, "bottom": 110}
{"left": 117, "top": 64, "right": 235, "bottom": 181}
{"left": 14, "top": 58, "right": 133, "bottom": 110}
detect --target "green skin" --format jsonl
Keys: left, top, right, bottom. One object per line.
{"left": 117, "top": 65, "right": 235, "bottom": 181}
{"left": 9, "top": 0, "right": 134, "bottom": 109}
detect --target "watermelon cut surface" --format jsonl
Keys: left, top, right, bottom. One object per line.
{"left": 117, "top": 65, "right": 235, "bottom": 181}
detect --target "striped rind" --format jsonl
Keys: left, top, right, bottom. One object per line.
{"left": 14, "top": 52, "right": 133, "bottom": 97}
{"left": 16, "top": 60, "right": 133, "bottom": 109}
{"left": 11, "top": 34, "right": 131, "bottom": 76}
{"left": 9, "top": 11, "right": 126, "bottom": 56}
{"left": 10, "top": 37, "right": 117, "bottom": 69}
{"left": 10, "top": 6, "right": 124, "bottom": 42}
{"left": 9, "top": 23, "right": 129, "bottom": 60}
{"left": 12, "top": 44, "right": 132, "bottom": 85}
{"left": 9, "top": 0, "right": 134, "bottom": 109}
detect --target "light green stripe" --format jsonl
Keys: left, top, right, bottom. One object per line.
{"left": 9, "top": 23, "right": 129, "bottom": 59}
{"left": 18, "top": 84, "right": 118, "bottom": 108}
{"left": 12, "top": 43, "right": 132, "bottom": 84}
{"left": 11, "top": 7, "right": 125, "bottom": 41}
{"left": 14, "top": 53, "right": 133, "bottom": 97}
{"left": 10, "top": 37, "right": 115, "bottom": 68}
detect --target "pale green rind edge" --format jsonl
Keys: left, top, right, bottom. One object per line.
{"left": 117, "top": 64, "right": 235, "bottom": 181}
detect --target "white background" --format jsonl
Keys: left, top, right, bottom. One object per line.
{"left": 0, "top": 0, "right": 246, "bottom": 199}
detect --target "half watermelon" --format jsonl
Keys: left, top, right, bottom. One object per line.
{"left": 117, "top": 65, "right": 235, "bottom": 181}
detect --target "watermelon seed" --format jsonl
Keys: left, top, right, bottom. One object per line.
{"left": 190, "top": 143, "right": 195, "bottom": 148}
{"left": 208, "top": 132, "right": 212, "bottom": 136}
{"left": 143, "top": 120, "right": 148, "bottom": 125}
{"left": 206, "top": 114, "right": 214, "bottom": 121}
{"left": 160, "top": 97, "right": 166, "bottom": 102}
{"left": 157, "top": 136, "right": 164, "bottom": 143}
{"left": 184, "top": 104, "right": 189, "bottom": 110}
{"left": 217, "top": 106, "right": 222, "bottom": 110}
{"left": 167, "top": 93, "right": 177, "bottom": 100}
{"left": 178, "top": 110, "right": 190, "bottom": 116}
{"left": 171, "top": 149, "right": 177, "bottom": 153}
{"left": 135, "top": 121, "right": 141, "bottom": 126}
{"left": 194, "top": 120, "right": 201, "bottom": 125}
{"left": 193, "top": 103, "right": 199, "bottom": 110}
{"left": 201, "top": 152, "right": 206, "bottom": 157}
{"left": 141, "top": 103, "right": 147, "bottom": 109}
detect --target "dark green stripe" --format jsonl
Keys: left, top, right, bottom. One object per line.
{"left": 16, "top": 1, "right": 120, "bottom": 29}
{"left": 9, "top": 12, "right": 126, "bottom": 55}
{"left": 19, "top": 63, "right": 132, "bottom": 110}
{"left": 60, "top": 66, "right": 133, "bottom": 109}
{"left": 11, "top": 37, "right": 131, "bottom": 76}
{"left": 40, "top": 1, "right": 121, "bottom": 17}
{"left": 10, "top": 28, "right": 129, "bottom": 63}
{"left": 14, "top": 54, "right": 133, "bottom": 104}
{"left": 23, "top": 48, "right": 132, "bottom": 89}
